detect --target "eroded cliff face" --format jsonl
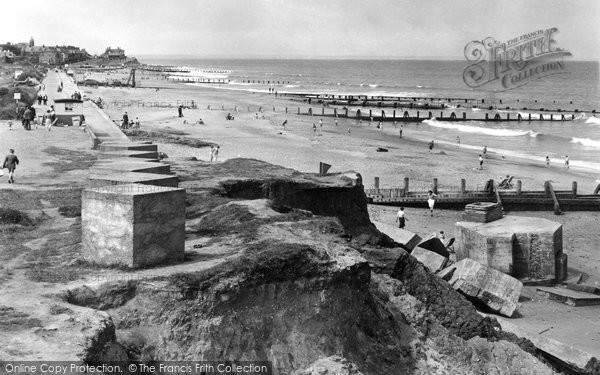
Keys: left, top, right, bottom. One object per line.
{"left": 63, "top": 159, "right": 558, "bottom": 374}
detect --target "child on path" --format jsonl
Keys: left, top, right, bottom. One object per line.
{"left": 479, "top": 154, "right": 484, "bottom": 170}
{"left": 396, "top": 207, "right": 407, "bottom": 229}
{"left": 426, "top": 190, "right": 437, "bottom": 217}
{"left": 2, "top": 149, "right": 19, "bottom": 184}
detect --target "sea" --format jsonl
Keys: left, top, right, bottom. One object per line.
{"left": 139, "top": 57, "right": 600, "bottom": 174}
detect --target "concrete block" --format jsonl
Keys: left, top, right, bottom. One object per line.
{"left": 91, "top": 161, "right": 171, "bottom": 175}
{"left": 82, "top": 183, "right": 185, "bottom": 268}
{"left": 88, "top": 172, "right": 178, "bottom": 188}
{"left": 99, "top": 142, "right": 158, "bottom": 152}
{"left": 462, "top": 202, "right": 503, "bottom": 223}
{"left": 445, "top": 258, "right": 522, "bottom": 317}
{"left": 373, "top": 221, "right": 422, "bottom": 250}
{"left": 456, "top": 216, "right": 562, "bottom": 281}
{"left": 537, "top": 286, "right": 600, "bottom": 306}
{"left": 455, "top": 224, "right": 514, "bottom": 275}
{"left": 417, "top": 235, "right": 449, "bottom": 258}
{"left": 97, "top": 150, "right": 159, "bottom": 161}
{"left": 411, "top": 247, "right": 448, "bottom": 272}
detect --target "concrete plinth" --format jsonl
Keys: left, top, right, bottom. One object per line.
{"left": 82, "top": 183, "right": 185, "bottom": 268}
{"left": 462, "top": 202, "right": 503, "bottom": 223}
{"left": 99, "top": 142, "right": 158, "bottom": 152}
{"left": 91, "top": 161, "right": 171, "bottom": 175}
{"left": 456, "top": 216, "right": 563, "bottom": 281}
{"left": 97, "top": 150, "right": 159, "bottom": 161}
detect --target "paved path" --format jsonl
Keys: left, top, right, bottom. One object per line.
{"left": 36, "top": 70, "right": 129, "bottom": 144}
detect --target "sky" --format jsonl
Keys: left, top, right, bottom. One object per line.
{"left": 2, "top": 0, "right": 599, "bottom": 60}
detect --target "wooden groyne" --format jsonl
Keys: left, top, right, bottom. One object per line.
{"left": 365, "top": 177, "right": 600, "bottom": 213}
{"left": 296, "top": 106, "right": 583, "bottom": 122}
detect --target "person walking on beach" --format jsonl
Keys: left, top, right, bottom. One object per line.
{"left": 43, "top": 94, "right": 48, "bottom": 105}
{"left": 122, "top": 112, "right": 129, "bottom": 130}
{"left": 319, "top": 118, "right": 323, "bottom": 129}
{"left": 428, "top": 140, "right": 434, "bottom": 153}
{"left": 23, "top": 107, "right": 32, "bottom": 131}
{"left": 214, "top": 146, "right": 220, "bottom": 162}
{"left": 45, "top": 110, "right": 54, "bottom": 131}
{"left": 483, "top": 145, "right": 488, "bottom": 157}
{"left": 545, "top": 156, "right": 550, "bottom": 168}
{"left": 426, "top": 190, "right": 437, "bottom": 217}
{"left": 399, "top": 124, "right": 403, "bottom": 138}
{"left": 210, "top": 146, "right": 216, "bottom": 162}
{"left": 347, "top": 127, "right": 351, "bottom": 134}
{"left": 564, "top": 155, "right": 569, "bottom": 169}
{"left": 313, "top": 123, "right": 317, "bottom": 134}
{"left": 479, "top": 154, "right": 484, "bottom": 170}
{"left": 396, "top": 207, "right": 407, "bottom": 229}
{"left": 178, "top": 105, "right": 184, "bottom": 118}
{"left": 456, "top": 136, "right": 461, "bottom": 149}
{"left": 2, "top": 149, "right": 19, "bottom": 184}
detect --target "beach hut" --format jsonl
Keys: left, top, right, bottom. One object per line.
{"left": 53, "top": 98, "right": 83, "bottom": 125}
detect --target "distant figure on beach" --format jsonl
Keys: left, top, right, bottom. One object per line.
{"left": 545, "top": 156, "right": 550, "bottom": 167}
{"left": 347, "top": 127, "right": 351, "bottom": 134}
{"left": 43, "top": 94, "right": 48, "bottom": 105}
{"left": 282, "top": 120, "right": 287, "bottom": 129}
{"left": 134, "top": 117, "right": 140, "bottom": 128}
{"left": 178, "top": 105, "right": 183, "bottom": 117}
{"left": 394, "top": 120, "right": 397, "bottom": 128}
{"left": 399, "top": 124, "right": 403, "bottom": 138}
{"left": 313, "top": 123, "right": 317, "bottom": 134}
{"left": 426, "top": 190, "right": 437, "bottom": 217}
{"left": 479, "top": 154, "right": 484, "bottom": 169}
{"left": 456, "top": 136, "right": 460, "bottom": 148}
{"left": 335, "top": 119, "right": 338, "bottom": 126}
{"left": 483, "top": 145, "right": 488, "bottom": 157}
{"left": 210, "top": 146, "right": 220, "bottom": 162}
{"left": 428, "top": 140, "right": 434, "bottom": 153}
{"left": 319, "top": 118, "right": 323, "bottom": 128}
{"left": 214, "top": 146, "right": 220, "bottom": 162}
{"left": 396, "top": 207, "right": 407, "bottom": 229}
{"left": 565, "top": 155, "right": 569, "bottom": 169}
{"left": 3, "top": 149, "right": 19, "bottom": 184}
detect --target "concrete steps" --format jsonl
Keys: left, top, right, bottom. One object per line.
{"left": 99, "top": 142, "right": 158, "bottom": 152}
{"left": 97, "top": 150, "right": 159, "bottom": 161}
{"left": 88, "top": 172, "right": 179, "bottom": 188}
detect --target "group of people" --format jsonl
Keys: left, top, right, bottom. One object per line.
{"left": 36, "top": 94, "right": 48, "bottom": 106}
{"left": 545, "top": 155, "right": 570, "bottom": 169}
{"left": 121, "top": 112, "right": 140, "bottom": 129}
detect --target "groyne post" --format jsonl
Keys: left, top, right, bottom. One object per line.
{"left": 544, "top": 181, "right": 551, "bottom": 197}
{"left": 463, "top": 112, "right": 466, "bottom": 120}
{"left": 322, "top": 107, "right": 324, "bottom": 115}
{"left": 369, "top": 109, "right": 372, "bottom": 118}
{"left": 393, "top": 110, "right": 396, "bottom": 118}
{"left": 285, "top": 107, "right": 288, "bottom": 114}
{"left": 433, "top": 178, "right": 438, "bottom": 194}
{"left": 374, "top": 177, "right": 380, "bottom": 194}
{"left": 403, "top": 177, "right": 409, "bottom": 197}
{"left": 516, "top": 180, "right": 522, "bottom": 195}
{"left": 460, "top": 179, "right": 466, "bottom": 194}
{"left": 345, "top": 108, "right": 349, "bottom": 117}
{"left": 572, "top": 181, "right": 577, "bottom": 197}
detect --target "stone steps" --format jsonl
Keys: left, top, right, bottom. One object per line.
{"left": 99, "top": 142, "right": 158, "bottom": 152}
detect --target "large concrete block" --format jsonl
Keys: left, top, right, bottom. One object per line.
{"left": 99, "top": 142, "right": 158, "bottom": 152}
{"left": 82, "top": 183, "right": 185, "bottom": 268}
{"left": 373, "top": 221, "right": 422, "bottom": 250}
{"left": 456, "top": 224, "right": 514, "bottom": 275}
{"left": 456, "top": 216, "right": 562, "bottom": 281}
{"left": 445, "top": 258, "right": 523, "bottom": 317}
{"left": 411, "top": 247, "right": 448, "bottom": 272}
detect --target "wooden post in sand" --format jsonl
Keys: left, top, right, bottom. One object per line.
{"left": 345, "top": 108, "right": 349, "bottom": 117}
{"left": 393, "top": 110, "right": 396, "bottom": 118}
{"left": 433, "top": 178, "right": 438, "bottom": 194}
{"left": 460, "top": 179, "right": 466, "bottom": 194}
{"left": 374, "top": 177, "right": 380, "bottom": 194}
{"left": 403, "top": 177, "right": 410, "bottom": 197}
{"left": 572, "top": 181, "right": 577, "bottom": 197}
{"left": 369, "top": 109, "right": 372, "bottom": 118}
{"left": 321, "top": 107, "right": 324, "bottom": 115}
{"left": 516, "top": 180, "right": 522, "bottom": 195}
{"left": 285, "top": 107, "right": 288, "bottom": 114}
{"left": 298, "top": 107, "right": 300, "bottom": 114}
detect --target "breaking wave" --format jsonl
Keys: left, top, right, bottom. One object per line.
{"left": 422, "top": 118, "right": 539, "bottom": 137}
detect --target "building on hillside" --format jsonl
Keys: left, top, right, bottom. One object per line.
{"left": 39, "top": 50, "right": 62, "bottom": 65}
{"left": 103, "top": 47, "right": 125, "bottom": 59}
{"left": 0, "top": 50, "right": 16, "bottom": 63}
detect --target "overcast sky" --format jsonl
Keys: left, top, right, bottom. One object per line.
{"left": 3, "top": 0, "right": 599, "bottom": 59}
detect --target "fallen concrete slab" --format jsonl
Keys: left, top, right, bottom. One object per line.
{"left": 99, "top": 142, "right": 158, "bottom": 152}
{"left": 537, "top": 286, "right": 600, "bottom": 306}
{"left": 496, "top": 316, "right": 600, "bottom": 374}
{"left": 564, "top": 283, "right": 600, "bottom": 296}
{"left": 91, "top": 161, "right": 171, "bottom": 175}
{"left": 444, "top": 258, "right": 523, "bottom": 317}
{"left": 372, "top": 221, "right": 421, "bottom": 250}
{"left": 411, "top": 247, "right": 448, "bottom": 273}
{"left": 417, "top": 235, "right": 449, "bottom": 258}
{"left": 97, "top": 150, "right": 159, "bottom": 161}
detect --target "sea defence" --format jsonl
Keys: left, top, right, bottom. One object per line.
{"left": 68, "top": 70, "right": 187, "bottom": 268}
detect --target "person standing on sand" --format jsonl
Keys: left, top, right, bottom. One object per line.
{"left": 426, "top": 190, "right": 437, "bottom": 217}
{"left": 3, "top": 149, "right": 19, "bottom": 184}
{"left": 479, "top": 154, "right": 484, "bottom": 170}
{"left": 565, "top": 155, "right": 569, "bottom": 169}
{"left": 545, "top": 156, "right": 550, "bottom": 168}
{"left": 396, "top": 207, "right": 407, "bottom": 229}
{"left": 178, "top": 105, "right": 183, "bottom": 118}
{"left": 313, "top": 123, "right": 317, "bottom": 134}
{"left": 456, "top": 136, "right": 460, "bottom": 149}
{"left": 43, "top": 94, "right": 48, "bottom": 105}
{"left": 347, "top": 127, "right": 351, "bottom": 134}
{"left": 483, "top": 145, "right": 488, "bottom": 157}
{"left": 399, "top": 124, "right": 403, "bottom": 138}
{"left": 335, "top": 119, "right": 338, "bottom": 126}
{"left": 214, "top": 146, "right": 220, "bottom": 162}
{"left": 428, "top": 140, "right": 434, "bottom": 153}
{"left": 122, "top": 112, "right": 129, "bottom": 130}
